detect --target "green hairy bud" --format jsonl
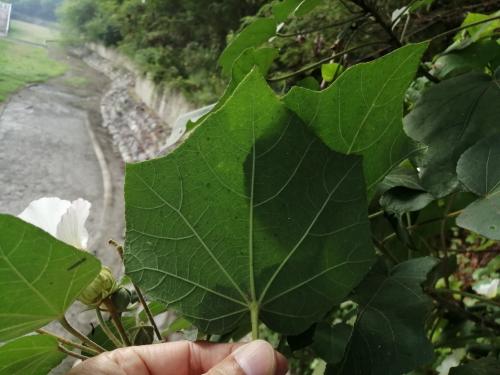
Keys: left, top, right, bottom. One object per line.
{"left": 78, "top": 266, "right": 117, "bottom": 307}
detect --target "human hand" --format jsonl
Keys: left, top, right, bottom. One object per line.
{"left": 68, "top": 339, "right": 288, "bottom": 375}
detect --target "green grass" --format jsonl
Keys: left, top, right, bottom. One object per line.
{"left": 8, "top": 20, "right": 60, "bottom": 45}
{"left": 0, "top": 39, "right": 67, "bottom": 102}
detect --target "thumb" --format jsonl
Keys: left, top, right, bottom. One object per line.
{"left": 205, "top": 340, "right": 279, "bottom": 375}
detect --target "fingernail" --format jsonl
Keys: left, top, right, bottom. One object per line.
{"left": 234, "top": 340, "right": 276, "bottom": 375}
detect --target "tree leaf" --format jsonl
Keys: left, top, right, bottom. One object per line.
{"left": 321, "top": 63, "right": 343, "bottom": 82}
{"left": 404, "top": 68, "right": 500, "bottom": 197}
{"left": 218, "top": 19, "right": 276, "bottom": 76}
{"left": 0, "top": 215, "right": 101, "bottom": 341}
{"left": 378, "top": 166, "right": 434, "bottom": 215}
{"left": 380, "top": 187, "right": 434, "bottom": 215}
{"left": 312, "top": 322, "right": 352, "bottom": 365}
{"left": 272, "top": 0, "right": 302, "bottom": 23}
{"left": 216, "top": 47, "right": 278, "bottom": 110}
{"left": 294, "top": 0, "right": 324, "bottom": 16}
{"left": 433, "top": 40, "right": 500, "bottom": 79}
{"left": 333, "top": 257, "right": 437, "bottom": 375}
{"left": 378, "top": 166, "right": 425, "bottom": 193}
{"left": 455, "top": 11, "right": 500, "bottom": 42}
{"left": 272, "top": 0, "right": 324, "bottom": 21}
{"left": 0, "top": 335, "right": 65, "bottom": 375}
{"left": 284, "top": 43, "right": 428, "bottom": 199}
{"left": 456, "top": 135, "right": 500, "bottom": 240}
{"left": 84, "top": 317, "right": 136, "bottom": 354}
{"left": 124, "top": 69, "right": 375, "bottom": 335}
{"left": 131, "top": 326, "right": 155, "bottom": 346}
{"left": 449, "top": 357, "right": 500, "bottom": 375}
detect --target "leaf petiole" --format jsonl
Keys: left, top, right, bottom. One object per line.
{"left": 250, "top": 301, "right": 260, "bottom": 340}
{"left": 36, "top": 328, "right": 100, "bottom": 356}
{"left": 103, "top": 298, "right": 132, "bottom": 346}
{"left": 59, "top": 315, "right": 106, "bottom": 353}
{"left": 57, "top": 345, "right": 90, "bottom": 361}
{"left": 132, "top": 283, "right": 163, "bottom": 341}
{"left": 95, "top": 308, "right": 124, "bottom": 348}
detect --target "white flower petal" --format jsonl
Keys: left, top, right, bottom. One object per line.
{"left": 18, "top": 197, "right": 71, "bottom": 237}
{"left": 473, "top": 279, "right": 499, "bottom": 299}
{"left": 56, "top": 199, "right": 91, "bottom": 249}
{"left": 436, "top": 348, "right": 465, "bottom": 375}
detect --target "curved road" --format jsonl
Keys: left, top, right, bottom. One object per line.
{"left": 0, "top": 46, "right": 126, "bottom": 373}
{"left": 0, "top": 49, "right": 124, "bottom": 270}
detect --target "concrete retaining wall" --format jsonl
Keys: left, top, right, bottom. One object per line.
{"left": 87, "top": 42, "right": 195, "bottom": 128}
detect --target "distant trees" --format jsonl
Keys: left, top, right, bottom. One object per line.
{"left": 58, "top": 0, "right": 268, "bottom": 103}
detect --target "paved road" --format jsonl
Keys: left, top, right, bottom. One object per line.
{"left": 0, "top": 48, "right": 127, "bottom": 373}
{"left": 0, "top": 50, "right": 125, "bottom": 269}
{"left": 0, "top": 85, "right": 102, "bottom": 219}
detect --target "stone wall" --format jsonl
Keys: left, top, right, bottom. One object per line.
{"left": 87, "top": 43, "right": 195, "bottom": 128}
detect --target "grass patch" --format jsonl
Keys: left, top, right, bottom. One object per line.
{"left": 8, "top": 20, "right": 60, "bottom": 45}
{"left": 0, "top": 39, "right": 67, "bottom": 102}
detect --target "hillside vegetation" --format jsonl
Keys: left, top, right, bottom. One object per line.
{"left": 58, "top": 0, "right": 268, "bottom": 104}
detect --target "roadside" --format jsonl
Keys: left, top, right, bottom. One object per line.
{"left": 0, "top": 22, "right": 127, "bottom": 373}
{"left": 0, "top": 42, "right": 125, "bottom": 269}
{"left": 0, "top": 20, "right": 65, "bottom": 101}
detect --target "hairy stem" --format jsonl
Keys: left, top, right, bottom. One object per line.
{"left": 429, "top": 14, "right": 500, "bottom": 42}
{"left": 380, "top": 210, "right": 463, "bottom": 244}
{"left": 103, "top": 298, "right": 132, "bottom": 346}
{"left": 267, "top": 41, "right": 389, "bottom": 82}
{"left": 132, "top": 283, "right": 163, "bottom": 341}
{"left": 36, "top": 329, "right": 100, "bottom": 355}
{"left": 277, "top": 13, "right": 368, "bottom": 37}
{"left": 250, "top": 302, "right": 260, "bottom": 340}
{"left": 95, "top": 308, "right": 124, "bottom": 348}
{"left": 59, "top": 316, "right": 106, "bottom": 353}
{"left": 58, "top": 345, "right": 90, "bottom": 361}
{"left": 372, "top": 236, "right": 399, "bottom": 263}
{"left": 432, "top": 288, "right": 500, "bottom": 308}
{"left": 429, "top": 291, "right": 500, "bottom": 332}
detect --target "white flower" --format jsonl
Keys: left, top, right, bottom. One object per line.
{"left": 436, "top": 349, "right": 465, "bottom": 375}
{"left": 18, "top": 197, "right": 91, "bottom": 249}
{"left": 473, "top": 279, "right": 499, "bottom": 299}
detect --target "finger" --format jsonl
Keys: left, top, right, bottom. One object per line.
{"left": 67, "top": 340, "right": 287, "bottom": 375}
{"left": 204, "top": 340, "right": 288, "bottom": 375}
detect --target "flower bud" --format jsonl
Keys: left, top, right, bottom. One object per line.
{"left": 78, "top": 266, "right": 117, "bottom": 307}
{"left": 110, "top": 287, "right": 133, "bottom": 312}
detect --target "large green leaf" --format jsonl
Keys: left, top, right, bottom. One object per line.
{"left": 450, "top": 358, "right": 500, "bottom": 375}
{"left": 312, "top": 322, "right": 352, "bottom": 365}
{"left": 379, "top": 166, "right": 434, "bottom": 215}
{"left": 216, "top": 47, "right": 278, "bottom": 110}
{"left": 456, "top": 135, "right": 500, "bottom": 239}
{"left": 0, "top": 215, "right": 101, "bottom": 340}
{"left": 124, "top": 69, "right": 375, "bottom": 335}
{"left": 404, "top": 68, "right": 500, "bottom": 197}
{"left": 0, "top": 335, "right": 65, "bottom": 375}
{"left": 330, "top": 257, "right": 437, "bottom": 375}
{"left": 272, "top": 0, "right": 324, "bottom": 21}
{"left": 218, "top": 19, "right": 276, "bottom": 76}
{"left": 284, "top": 43, "right": 428, "bottom": 199}
{"left": 272, "top": 0, "right": 302, "bottom": 22}
{"left": 433, "top": 40, "right": 500, "bottom": 79}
